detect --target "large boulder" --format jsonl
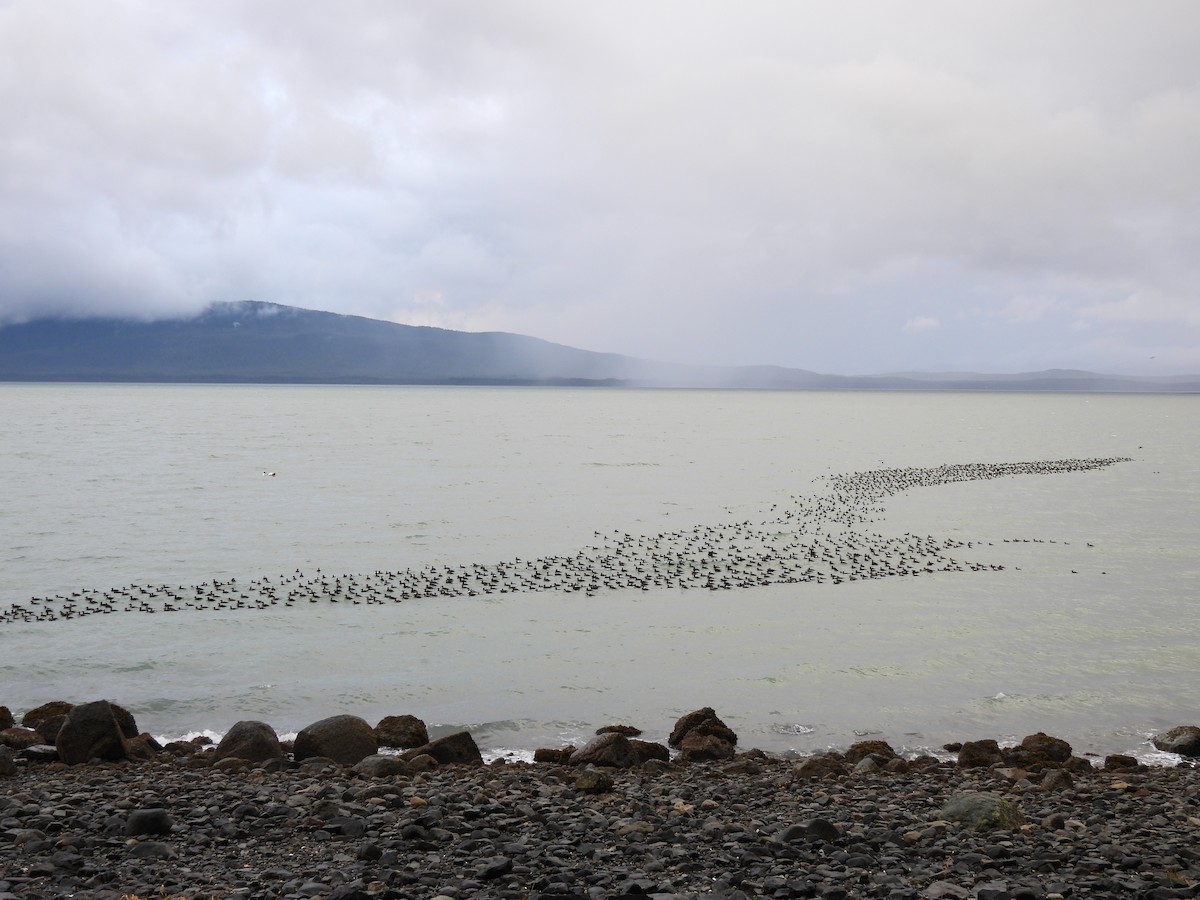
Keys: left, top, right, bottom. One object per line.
{"left": 294, "top": 715, "right": 378, "bottom": 765}
{"left": 0, "top": 744, "right": 15, "bottom": 777}
{"left": 213, "top": 721, "right": 284, "bottom": 763}
{"left": 668, "top": 707, "right": 737, "bottom": 748}
{"left": 56, "top": 700, "right": 129, "bottom": 764}
{"left": 1152, "top": 725, "right": 1200, "bottom": 757}
{"left": 375, "top": 715, "right": 429, "bottom": 749}
{"left": 941, "top": 792, "right": 1025, "bottom": 831}
{"left": 400, "top": 731, "right": 483, "bottom": 766}
{"left": 568, "top": 733, "right": 640, "bottom": 768}
{"left": 0, "top": 706, "right": 14, "bottom": 730}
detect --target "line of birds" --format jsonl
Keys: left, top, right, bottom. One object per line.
{"left": 0, "top": 456, "right": 1131, "bottom": 625}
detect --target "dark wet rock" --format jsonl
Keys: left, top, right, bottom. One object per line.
{"left": 374, "top": 714, "right": 429, "bottom": 748}
{"left": 574, "top": 764, "right": 615, "bottom": 793}
{"left": 400, "top": 730, "right": 483, "bottom": 766}
{"left": 214, "top": 720, "right": 284, "bottom": 763}
{"left": 127, "top": 840, "right": 176, "bottom": 859}
{"left": 352, "top": 753, "right": 409, "bottom": 777}
{"left": 0, "top": 705, "right": 13, "bottom": 730}
{"left": 1040, "top": 768, "right": 1074, "bottom": 791}
{"left": 19, "top": 700, "right": 73, "bottom": 735}
{"left": 1153, "top": 725, "right": 1200, "bottom": 757}
{"left": 126, "top": 732, "right": 163, "bottom": 760}
{"left": 404, "top": 752, "right": 438, "bottom": 772}
{"left": 957, "top": 738, "right": 1003, "bottom": 768}
{"left": 0, "top": 726, "right": 43, "bottom": 751}
{"left": 844, "top": 739, "right": 897, "bottom": 763}
{"left": 568, "top": 732, "right": 639, "bottom": 768}
{"left": 630, "top": 738, "right": 670, "bottom": 763}
{"left": 595, "top": 723, "right": 643, "bottom": 737}
{"left": 668, "top": 706, "right": 737, "bottom": 748}
{"left": 56, "top": 700, "right": 128, "bottom": 764}
{"left": 125, "top": 808, "right": 174, "bottom": 836}
{"left": 17, "top": 743, "right": 59, "bottom": 763}
{"left": 1104, "top": 753, "right": 1141, "bottom": 771}
{"left": 940, "top": 791, "right": 1026, "bottom": 831}
{"left": 792, "top": 753, "right": 849, "bottom": 781}
{"left": 533, "top": 745, "right": 575, "bottom": 764}
{"left": 294, "top": 714, "right": 378, "bottom": 765}
{"left": 805, "top": 817, "right": 841, "bottom": 842}
{"left": 1019, "top": 731, "right": 1073, "bottom": 763}
{"left": 0, "top": 743, "right": 14, "bottom": 776}
{"left": 679, "top": 730, "right": 735, "bottom": 761}
{"left": 109, "top": 702, "right": 140, "bottom": 738}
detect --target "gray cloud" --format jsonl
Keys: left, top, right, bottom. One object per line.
{"left": 1, "top": 0, "right": 1197, "bottom": 374}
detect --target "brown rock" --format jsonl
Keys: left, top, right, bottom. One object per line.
{"left": 34, "top": 715, "right": 70, "bottom": 745}
{"left": 844, "top": 739, "right": 897, "bottom": 764}
{"left": 110, "top": 703, "right": 140, "bottom": 739}
{"left": 1103, "top": 753, "right": 1141, "bottom": 771}
{"left": 0, "top": 706, "right": 14, "bottom": 731}
{"left": 575, "top": 765, "right": 615, "bottom": 793}
{"left": 792, "top": 753, "right": 849, "bottom": 781}
{"left": 568, "top": 732, "right": 639, "bottom": 768}
{"left": 679, "top": 731, "right": 735, "bottom": 762}
{"left": 1018, "top": 732, "right": 1073, "bottom": 764}
{"left": 56, "top": 700, "right": 128, "bottom": 765}
{"left": 213, "top": 721, "right": 284, "bottom": 763}
{"left": 375, "top": 714, "right": 429, "bottom": 749}
{"left": 125, "top": 733, "right": 163, "bottom": 760}
{"left": 1040, "top": 768, "right": 1074, "bottom": 792}
{"left": 941, "top": 792, "right": 1025, "bottom": 831}
{"left": 957, "top": 739, "right": 1002, "bottom": 769}
{"left": 534, "top": 746, "right": 576, "bottom": 764}
{"left": 20, "top": 701, "right": 73, "bottom": 734}
{"left": 353, "top": 754, "right": 410, "bottom": 777}
{"left": 596, "top": 724, "right": 643, "bottom": 737}
{"left": 294, "top": 714, "right": 378, "bottom": 766}
{"left": 0, "top": 727, "right": 43, "bottom": 751}
{"left": 399, "top": 731, "right": 483, "bottom": 766}
{"left": 668, "top": 707, "right": 737, "bottom": 748}
{"left": 630, "top": 739, "right": 670, "bottom": 764}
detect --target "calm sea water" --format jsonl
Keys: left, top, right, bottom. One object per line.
{"left": 2, "top": 384, "right": 1198, "bottom": 760}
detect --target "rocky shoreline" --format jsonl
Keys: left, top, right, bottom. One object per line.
{"left": 4, "top": 702, "right": 1200, "bottom": 900}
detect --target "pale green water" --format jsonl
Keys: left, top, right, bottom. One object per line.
{"left": 1, "top": 385, "right": 1197, "bottom": 758}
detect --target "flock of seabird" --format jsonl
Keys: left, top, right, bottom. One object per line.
{"left": 0, "top": 457, "right": 1130, "bottom": 626}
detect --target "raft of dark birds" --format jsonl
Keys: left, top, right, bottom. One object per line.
{"left": 0, "top": 457, "right": 1132, "bottom": 625}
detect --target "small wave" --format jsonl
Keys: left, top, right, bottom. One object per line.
{"left": 774, "top": 723, "right": 816, "bottom": 736}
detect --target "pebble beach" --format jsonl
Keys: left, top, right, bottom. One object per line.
{"left": 2, "top": 732, "right": 1199, "bottom": 900}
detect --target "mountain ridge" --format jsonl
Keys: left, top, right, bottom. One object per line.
{"left": 1, "top": 301, "right": 1196, "bottom": 392}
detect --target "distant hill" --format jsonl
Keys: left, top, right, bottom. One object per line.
{"left": 1, "top": 301, "right": 1196, "bottom": 392}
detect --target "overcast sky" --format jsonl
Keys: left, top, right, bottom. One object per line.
{"left": 1, "top": 1, "right": 1198, "bottom": 374}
